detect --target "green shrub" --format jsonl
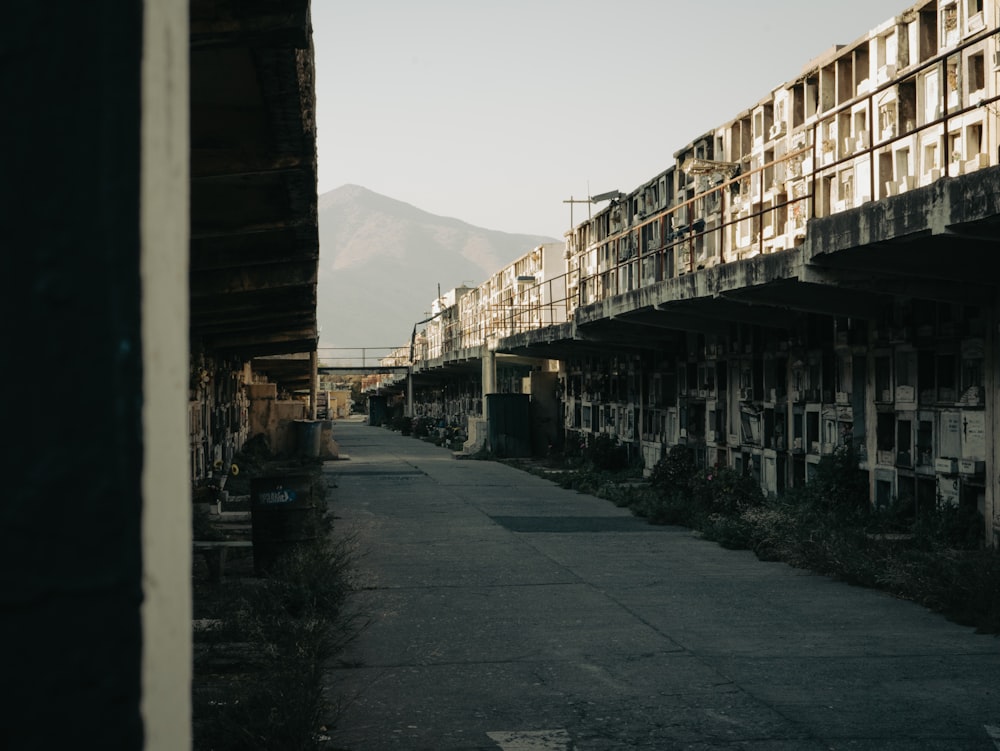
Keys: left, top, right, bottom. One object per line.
{"left": 597, "top": 481, "right": 650, "bottom": 509}
{"left": 700, "top": 513, "right": 754, "bottom": 549}
{"left": 412, "top": 416, "right": 434, "bottom": 438}
{"left": 648, "top": 445, "right": 696, "bottom": 495}
{"left": 390, "top": 414, "right": 411, "bottom": 435}
{"left": 563, "top": 430, "right": 585, "bottom": 460}
{"left": 738, "top": 503, "right": 799, "bottom": 560}
{"left": 801, "top": 444, "right": 870, "bottom": 515}
{"left": 930, "top": 550, "right": 1000, "bottom": 632}
{"left": 644, "top": 494, "right": 697, "bottom": 526}
{"left": 193, "top": 535, "right": 359, "bottom": 751}
{"left": 583, "top": 433, "right": 629, "bottom": 471}
{"left": 555, "top": 467, "right": 603, "bottom": 495}
{"left": 688, "top": 466, "right": 764, "bottom": 515}
{"left": 912, "top": 498, "right": 985, "bottom": 550}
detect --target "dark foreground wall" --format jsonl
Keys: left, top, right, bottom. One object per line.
{"left": 2, "top": 3, "right": 145, "bottom": 747}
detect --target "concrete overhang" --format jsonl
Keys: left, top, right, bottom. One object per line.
{"left": 611, "top": 308, "right": 729, "bottom": 336}
{"left": 413, "top": 357, "right": 481, "bottom": 376}
{"left": 575, "top": 251, "right": 802, "bottom": 328}
{"left": 804, "top": 165, "right": 1000, "bottom": 300}
{"left": 493, "top": 322, "right": 580, "bottom": 358}
{"left": 567, "top": 250, "right": 849, "bottom": 334}
{"left": 610, "top": 299, "right": 795, "bottom": 335}
{"left": 189, "top": 0, "right": 319, "bottom": 389}
{"left": 577, "top": 317, "right": 684, "bottom": 350}
{"left": 486, "top": 171, "right": 1000, "bottom": 369}
{"left": 497, "top": 338, "right": 633, "bottom": 361}
{"left": 411, "top": 352, "right": 483, "bottom": 385}
{"left": 720, "top": 276, "right": 891, "bottom": 319}
{"left": 495, "top": 322, "right": 657, "bottom": 360}
{"left": 251, "top": 353, "right": 314, "bottom": 393}
{"left": 410, "top": 349, "right": 551, "bottom": 386}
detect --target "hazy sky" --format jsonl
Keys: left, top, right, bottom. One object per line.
{"left": 312, "top": 0, "right": 912, "bottom": 238}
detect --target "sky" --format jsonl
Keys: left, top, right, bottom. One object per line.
{"left": 311, "top": 0, "right": 913, "bottom": 239}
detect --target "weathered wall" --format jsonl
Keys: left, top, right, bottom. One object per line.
{"left": 248, "top": 384, "right": 309, "bottom": 456}
{"left": 3, "top": 2, "right": 148, "bottom": 747}
{"left": 330, "top": 389, "right": 353, "bottom": 418}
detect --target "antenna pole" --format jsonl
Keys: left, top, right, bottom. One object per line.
{"left": 563, "top": 195, "right": 593, "bottom": 231}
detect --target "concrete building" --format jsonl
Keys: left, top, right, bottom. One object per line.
{"left": 425, "top": 285, "right": 474, "bottom": 360}
{"left": 388, "top": 244, "right": 569, "bottom": 446}
{"left": 387, "top": 0, "right": 1000, "bottom": 545}
{"left": 6, "top": 2, "right": 319, "bottom": 747}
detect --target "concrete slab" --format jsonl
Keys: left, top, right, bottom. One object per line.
{"left": 323, "top": 422, "right": 1000, "bottom": 751}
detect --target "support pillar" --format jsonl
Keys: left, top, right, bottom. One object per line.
{"left": 140, "top": 0, "right": 191, "bottom": 745}
{"left": 406, "top": 370, "right": 414, "bottom": 417}
{"left": 457, "top": 346, "right": 497, "bottom": 455}
{"left": 482, "top": 347, "right": 497, "bottom": 421}
{"left": 988, "top": 296, "right": 1000, "bottom": 546}
{"left": 310, "top": 349, "right": 318, "bottom": 419}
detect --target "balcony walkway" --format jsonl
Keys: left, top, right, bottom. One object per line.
{"left": 323, "top": 417, "right": 999, "bottom": 751}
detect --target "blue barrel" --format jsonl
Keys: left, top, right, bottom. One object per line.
{"left": 250, "top": 474, "right": 318, "bottom": 575}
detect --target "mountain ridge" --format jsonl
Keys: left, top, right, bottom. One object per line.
{"left": 317, "top": 185, "right": 560, "bottom": 351}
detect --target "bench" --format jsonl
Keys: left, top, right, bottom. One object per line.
{"left": 193, "top": 540, "right": 253, "bottom": 582}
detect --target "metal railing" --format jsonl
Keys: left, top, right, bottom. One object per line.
{"left": 570, "top": 25, "right": 999, "bottom": 305}
{"left": 317, "top": 347, "right": 407, "bottom": 369}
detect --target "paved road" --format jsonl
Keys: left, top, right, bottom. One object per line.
{"left": 322, "top": 418, "right": 999, "bottom": 751}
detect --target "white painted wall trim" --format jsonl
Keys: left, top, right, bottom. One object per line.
{"left": 140, "top": 0, "right": 191, "bottom": 747}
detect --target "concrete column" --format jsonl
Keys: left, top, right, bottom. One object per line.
{"left": 140, "top": 0, "right": 191, "bottom": 747}
{"left": 637, "top": 358, "right": 647, "bottom": 468}
{"left": 483, "top": 347, "right": 497, "bottom": 419}
{"left": 483, "top": 347, "right": 497, "bottom": 393}
{"left": 865, "top": 327, "right": 878, "bottom": 502}
{"left": 407, "top": 370, "right": 414, "bottom": 417}
{"left": 310, "top": 349, "right": 318, "bottom": 419}
{"left": 989, "top": 295, "right": 1000, "bottom": 546}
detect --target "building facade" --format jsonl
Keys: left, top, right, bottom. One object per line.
{"left": 387, "top": 0, "right": 1000, "bottom": 544}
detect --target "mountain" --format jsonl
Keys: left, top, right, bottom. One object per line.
{"left": 316, "top": 184, "right": 560, "bottom": 354}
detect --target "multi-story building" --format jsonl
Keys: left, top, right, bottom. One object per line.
{"left": 426, "top": 286, "right": 473, "bottom": 360}
{"left": 384, "top": 243, "right": 568, "bottom": 441}
{"left": 387, "top": 0, "right": 1000, "bottom": 542}
{"left": 567, "top": 0, "right": 998, "bottom": 295}
{"left": 553, "top": 0, "right": 998, "bottom": 512}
